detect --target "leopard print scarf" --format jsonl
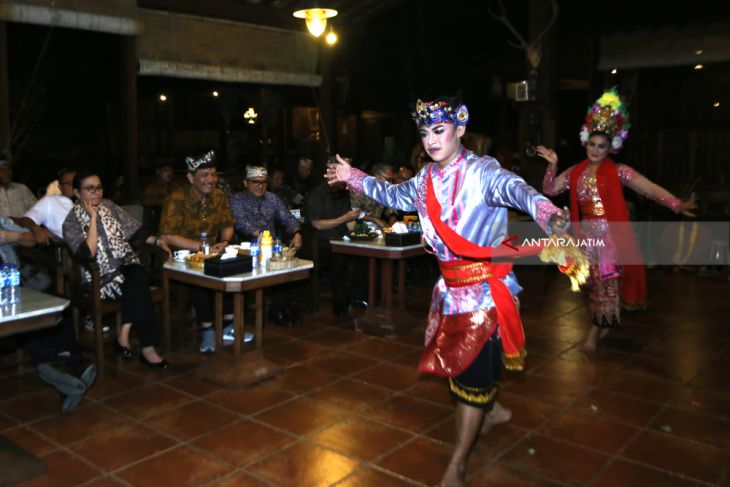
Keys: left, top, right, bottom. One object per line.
{"left": 72, "top": 203, "right": 139, "bottom": 299}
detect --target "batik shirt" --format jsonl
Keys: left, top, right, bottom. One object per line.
{"left": 346, "top": 150, "right": 560, "bottom": 317}
{"left": 159, "top": 185, "right": 236, "bottom": 243}
{"left": 229, "top": 190, "right": 299, "bottom": 241}
{"left": 0, "top": 183, "right": 37, "bottom": 218}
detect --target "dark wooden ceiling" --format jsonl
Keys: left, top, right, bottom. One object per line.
{"left": 138, "top": 0, "right": 406, "bottom": 31}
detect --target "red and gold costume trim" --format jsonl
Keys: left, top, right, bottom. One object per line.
{"left": 418, "top": 304, "right": 499, "bottom": 377}
{"left": 569, "top": 158, "right": 646, "bottom": 307}
{"left": 418, "top": 170, "right": 529, "bottom": 376}
{"left": 579, "top": 201, "right": 605, "bottom": 218}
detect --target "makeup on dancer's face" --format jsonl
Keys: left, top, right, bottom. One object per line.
{"left": 587, "top": 140, "right": 609, "bottom": 151}
{"left": 419, "top": 124, "right": 447, "bottom": 139}
{"left": 586, "top": 134, "right": 610, "bottom": 163}
{"left": 420, "top": 123, "right": 452, "bottom": 157}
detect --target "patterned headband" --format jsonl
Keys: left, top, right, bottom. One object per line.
{"left": 410, "top": 99, "right": 469, "bottom": 127}
{"left": 246, "top": 166, "right": 268, "bottom": 179}
{"left": 185, "top": 151, "right": 215, "bottom": 172}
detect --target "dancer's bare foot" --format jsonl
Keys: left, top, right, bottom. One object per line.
{"left": 481, "top": 400, "right": 512, "bottom": 435}
{"left": 580, "top": 325, "right": 600, "bottom": 353}
{"left": 439, "top": 461, "right": 465, "bottom": 487}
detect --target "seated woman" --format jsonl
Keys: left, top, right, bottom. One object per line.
{"left": 62, "top": 170, "right": 170, "bottom": 368}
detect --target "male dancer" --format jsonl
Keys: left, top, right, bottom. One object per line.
{"left": 326, "top": 93, "right": 570, "bottom": 486}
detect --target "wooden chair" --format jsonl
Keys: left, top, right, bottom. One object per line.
{"left": 62, "top": 244, "right": 170, "bottom": 367}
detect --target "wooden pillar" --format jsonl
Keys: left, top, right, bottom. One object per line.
{"left": 0, "top": 21, "right": 10, "bottom": 158}
{"left": 317, "top": 42, "right": 335, "bottom": 161}
{"left": 518, "top": 0, "right": 558, "bottom": 189}
{"left": 120, "top": 35, "right": 139, "bottom": 199}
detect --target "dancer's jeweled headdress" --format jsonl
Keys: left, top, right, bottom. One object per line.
{"left": 186, "top": 151, "right": 215, "bottom": 172}
{"left": 579, "top": 88, "right": 630, "bottom": 153}
{"left": 410, "top": 93, "right": 469, "bottom": 127}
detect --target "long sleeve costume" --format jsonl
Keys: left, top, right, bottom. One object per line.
{"left": 543, "top": 158, "right": 683, "bottom": 324}
{"left": 346, "top": 149, "right": 563, "bottom": 391}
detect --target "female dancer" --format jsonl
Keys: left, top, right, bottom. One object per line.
{"left": 537, "top": 88, "right": 695, "bottom": 352}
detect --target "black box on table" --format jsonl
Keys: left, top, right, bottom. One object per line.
{"left": 204, "top": 255, "right": 252, "bottom": 277}
{"left": 384, "top": 232, "right": 422, "bottom": 247}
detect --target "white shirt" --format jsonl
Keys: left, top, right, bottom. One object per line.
{"left": 23, "top": 195, "right": 74, "bottom": 239}
{"left": 46, "top": 180, "right": 62, "bottom": 196}
{"left": 0, "top": 182, "right": 38, "bottom": 218}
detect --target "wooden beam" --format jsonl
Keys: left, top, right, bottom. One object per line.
{"left": 138, "top": 0, "right": 297, "bottom": 30}
{"left": 0, "top": 21, "right": 10, "bottom": 157}
{"left": 120, "top": 35, "right": 139, "bottom": 200}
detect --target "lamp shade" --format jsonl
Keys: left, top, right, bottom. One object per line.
{"left": 293, "top": 8, "right": 337, "bottom": 37}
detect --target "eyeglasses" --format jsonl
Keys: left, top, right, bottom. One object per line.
{"left": 81, "top": 185, "right": 104, "bottom": 193}
{"left": 248, "top": 180, "right": 268, "bottom": 187}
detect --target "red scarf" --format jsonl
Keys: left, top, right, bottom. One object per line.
{"left": 568, "top": 158, "right": 646, "bottom": 306}
{"left": 425, "top": 168, "right": 527, "bottom": 368}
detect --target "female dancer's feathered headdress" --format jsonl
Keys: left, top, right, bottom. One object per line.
{"left": 579, "top": 87, "right": 630, "bottom": 153}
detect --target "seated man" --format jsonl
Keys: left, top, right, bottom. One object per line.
{"left": 350, "top": 163, "right": 397, "bottom": 228}
{"left": 395, "top": 165, "right": 415, "bottom": 183}
{"left": 18, "top": 168, "right": 76, "bottom": 244}
{"left": 1, "top": 214, "right": 95, "bottom": 412}
{"left": 287, "top": 156, "right": 314, "bottom": 208}
{"left": 229, "top": 166, "right": 302, "bottom": 326}
{"left": 158, "top": 151, "right": 239, "bottom": 353}
{"left": 140, "top": 159, "right": 179, "bottom": 233}
{"left": 388, "top": 165, "right": 420, "bottom": 224}
{"left": 269, "top": 168, "right": 297, "bottom": 209}
{"left": 0, "top": 157, "right": 37, "bottom": 219}
{"left": 0, "top": 214, "right": 44, "bottom": 287}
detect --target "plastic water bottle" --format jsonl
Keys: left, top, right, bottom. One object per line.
{"left": 0, "top": 265, "right": 8, "bottom": 305}
{"left": 200, "top": 232, "right": 210, "bottom": 255}
{"left": 2, "top": 264, "right": 20, "bottom": 304}
{"left": 250, "top": 239, "right": 260, "bottom": 271}
{"left": 273, "top": 237, "right": 282, "bottom": 257}
{"left": 8, "top": 264, "right": 20, "bottom": 304}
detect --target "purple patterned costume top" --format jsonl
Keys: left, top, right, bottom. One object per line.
{"left": 346, "top": 150, "right": 562, "bottom": 318}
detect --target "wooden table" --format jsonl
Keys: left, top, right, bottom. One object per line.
{"left": 0, "top": 288, "right": 70, "bottom": 336}
{"left": 0, "top": 288, "right": 70, "bottom": 485}
{"left": 162, "top": 259, "right": 313, "bottom": 387}
{"left": 331, "top": 238, "right": 426, "bottom": 335}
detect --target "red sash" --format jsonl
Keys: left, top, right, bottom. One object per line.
{"left": 569, "top": 158, "right": 646, "bottom": 306}
{"left": 424, "top": 168, "right": 527, "bottom": 370}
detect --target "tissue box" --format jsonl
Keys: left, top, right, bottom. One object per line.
{"left": 384, "top": 232, "right": 422, "bottom": 247}
{"left": 204, "top": 255, "right": 252, "bottom": 277}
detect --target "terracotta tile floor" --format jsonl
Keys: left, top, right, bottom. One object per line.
{"left": 2, "top": 268, "right": 729, "bottom": 486}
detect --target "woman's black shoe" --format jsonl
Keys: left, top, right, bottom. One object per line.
{"left": 139, "top": 354, "right": 169, "bottom": 369}
{"left": 113, "top": 340, "right": 134, "bottom": 360}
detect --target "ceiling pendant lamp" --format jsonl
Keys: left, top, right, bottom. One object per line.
{"left": 293, "top": 6, "right": 338, "bottom": 38}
